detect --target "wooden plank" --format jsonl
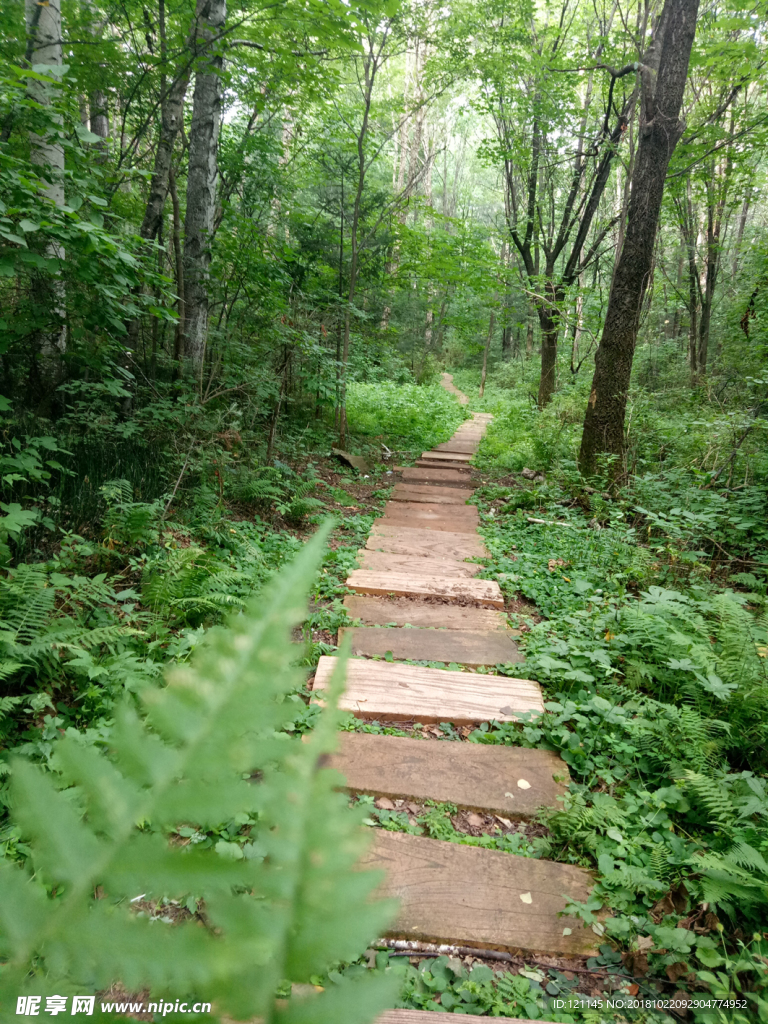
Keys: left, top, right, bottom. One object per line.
{"left": 363, "top": 831, "right": 597, "bottom": 956}
{"left": 368, "top": 524, "right": 488, "bottom": 559}
{"left": 391, "top": 485, "right": 473, "bottom": 505}
{"left": 398, "top": 467, "right": 473, "bottom": 484}
{"left": 313, "top": 657, "right": 543, "bottom": 724}
{"left": 383, "top": 501, "right": 477, "bottom": 519}
{"left": 379, "top": 1013, "right": 553, "bottom": 1024}
{"left": 432, "top": 442, "right": 479, "bottom": 453}
{"left": 345, "top": 571, "right": 503, "bottom": 607}
{"left": 343, "top": 596, "right": 507, "bottom": 631}
{"left": 415, "top": 459, "right": 473, "bottom": 471}
{"left": 327, "top": 733, "right": 567, "bottom": 816}
{"left": 420, "top": 451, "right": 473, "bottom": 463}
{"left": 380, "top": 512, "right": 480, "bottom": 534}
{"left": 338, "top": 626, "right": 521, "bottom": 666}
{"left": 357, "top": 550, "right": 480, "bottom": 578}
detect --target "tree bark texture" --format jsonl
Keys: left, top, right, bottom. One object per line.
{"left": 183, "top": 0, "right": 226, "bottom": 372}
{"left": 479, "top": 310, "right": 495, "bottom": 398}
{"left": 579, "top": 0, "right": 700, "bottom": 476}
{"left": 26, "top": 0, "right": 66, "bottom": 405}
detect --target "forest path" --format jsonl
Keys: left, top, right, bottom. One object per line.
{"left": 312, "top": 378, "right": 597, "bottom": 1014}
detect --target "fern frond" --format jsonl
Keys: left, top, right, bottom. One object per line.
{"left": 0, "top": 528, "right": 397, "bottom": 1022}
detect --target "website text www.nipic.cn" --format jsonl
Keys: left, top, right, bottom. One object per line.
{"left": 15, "top": 996, "right": 212, "bottom": 1016}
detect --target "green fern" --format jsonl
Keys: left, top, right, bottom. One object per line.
{"left": 0, "top": 526, "right": 397, "bottom": 1021}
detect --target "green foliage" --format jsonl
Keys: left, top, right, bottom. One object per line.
{"left": 0, "top": 528, "right": 397, "bottom": 1022}
{"left": 345, "top": 381, "right": 468, "bottom": 454}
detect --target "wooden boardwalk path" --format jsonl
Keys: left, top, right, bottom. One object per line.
{"left": 313, "top": 372, "right": 597, "bottom": 981}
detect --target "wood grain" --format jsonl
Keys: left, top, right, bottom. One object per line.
{"left": 391, "top": 484, "right": 474, "bottom": 505}
{"left": 328, "top": 732, "right": 568, "bottom": 815}
{"left": 356, "top": 550, "right": 480, "bottom": 578}
{"left": 313, "top": 656, "right": 544, "bottom": 724}
{"left": 364, "top": 831, "right": 597, "bottom": 956}
{"left": 343, "top": 596, "right": 507, "bottom": 631}
{"left": 419, "top": 451, "right": 473, "bottom": 462}
{"left": 338, "top": 625, "right": 522, "bottom": 666}
{"left": 367, "top": 523, "right": 488, "bottom": 560}
{"left": 398, "top": 467, "right": 473, "bottom": 484}
{"left": 345, "top": 570, "right": 503, "bottom": 607}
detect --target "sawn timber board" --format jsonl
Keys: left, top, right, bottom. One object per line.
{"left": 326, "top": 732, "right": 567, "bottom": 816}
{"left": 345, "top": 570, "right": 503, "bottom": 607}
{"left": 343, "top": 595, "right": 507, "bottom": 631}
{"left": 363, "top": 831, "right": 597, "bottom": 956}
{"left": 356, "top": 550, "right": 480, "bottom": 578}
{"left": 313, "top": 656, "right": 544, "bottom": 724}
{"left": 420, "top": 451, "right": 473, "bottom": 463}
{"left": 397, "top": 467, "right": 473, "bottom": 484}
{"left": 367, "top": 523, "right": 487, "bottom": 560}
{"left": 391, "top": 485, "right": 474, "bottom": 505}
{"left": 379, "top": 512, "right": 480, "bottom": 534}
{"left": 338, "top": 624, "right": 521, "bottom": 666}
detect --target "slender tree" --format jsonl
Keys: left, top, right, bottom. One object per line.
{"left": 579, "top": 0, "right": 700, "bottom": 476}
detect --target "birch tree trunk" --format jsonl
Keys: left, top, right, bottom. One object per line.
{"left": 183, "top": 0, "right": 226, "bottom": 374}
{"left": 26, "top": 0, "right": 66, "bottom": 406}
{"left": 579, "top": 0, "right": 700, "bottom": 476}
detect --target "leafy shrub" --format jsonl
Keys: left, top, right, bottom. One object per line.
{"left": 0, "top": 528, "right": 397, "bottom": 1022}
{"left": 345, "top": 382, "right": 466, "bottom": 452}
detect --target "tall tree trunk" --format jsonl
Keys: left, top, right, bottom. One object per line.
{"left": 183, "top": 0, "right": 226, "bottom": 375}
{"left": 26, "top": 0, "right": 66, "bottom": 409}
{"left": 537, "top": 283, "right": 562, "bottom": 407}
{"left": 89, "top": 89, "right": 110, "bottom": 162}
{"left": 579, "top": 0, "right": 699, "bottom": 476}
{"left": 479, "top": 309, "right": 495, "bottom": 397}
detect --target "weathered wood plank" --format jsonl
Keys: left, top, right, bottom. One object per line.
{"left": 367, "top": 524, "right": 487, "bottom": 560}
{"left": 420, "top": 451, "right": 473, "bottom": 463}
{"left": 356, "top": 550, "right": 480, "bottom": 578}
{"left": 380, "top": 514, "right": 480, "bottom": 535}
{"left": 313, "top": 657, "right": 543, "bottom": 724}
{"left": 345, "top": 571, "right": 503, "bottom": 607}
{"left": 327, "top": 732, "right": 567, "bottom": 816}
{"left": 343, "top": 596, "right": 507, "bottom": 631}
{"left": 383, "top": 501, "right": 478, "bottom": 522}
{"left": 415, "top": 459, "right": 474, "bottom": 471}
{"left": 397, "top": 467, "right": 473, "bottom": 484}
{"left": 391, "top": 484, "right": 474, "bottom": 505}
{"left": 432, "top": 442, "right": 479, "bottom": 453}
{"left": 363, "top": 831, "right": 597, "bottom": 956}
{"left": 338, "top": 625, "right": 521, "bottom": 666}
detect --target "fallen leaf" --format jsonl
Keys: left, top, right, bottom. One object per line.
{"left": 622, "top": 951, "right": 649, "bottom": 976}
{"left": 517, "top": 779, "right": 531, "bottom": 790}
{"left": 519, "top": 892, "right": 533, "bottom": 904}
{"left": 466, "top": 812, "right": 485, "bottom": 828}
{"left": 375, "top": 798, "right": 395, "bottom": 810}
{"left": 666, "top": 962, "right": 690, "bottom": 983}
{"left": 636, "top": 935, "right": 654, "bottom": 952}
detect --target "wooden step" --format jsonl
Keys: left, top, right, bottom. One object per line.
{"left": 380, "top": 514, "right": 480, "bottom": 535}
{"left": 420, "top": 451, "right": 473, "bottom": 463}
{"left": 391, "top": 484, "right": 473, "bottom": 505}
{"left": 338, "top": 625, "right": 521, "bottom": 666}
{"left": 368, "top": 524, "right": 487, "bottom": 560}
{"left": 356, "top": 551, "right": 480, "bottom": 578}
{"left": 313, "top": 657, "right": 543, "bottom": 725}
{"left": 397, "top": 467, "right": 473, "bottom": 484}
{"left": 345, "top": 571, "right": 503, "bottom": 607}
{"left": 384, "top": 500, "right": 477, "bottom": 517}
{"left": 364, "top": 831, "right": 596, "bottom": 956}
{"left": 432, "top": 442, "right": 479, "bottom": 453}
{"left": 343, "top": 596, "right": 507, "bottom": 631}
{"left": 416, "top": 459, "right": 473, "bottom": 471}
{"left": 327, "top": 733, "right": 567, "bottom": 816}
